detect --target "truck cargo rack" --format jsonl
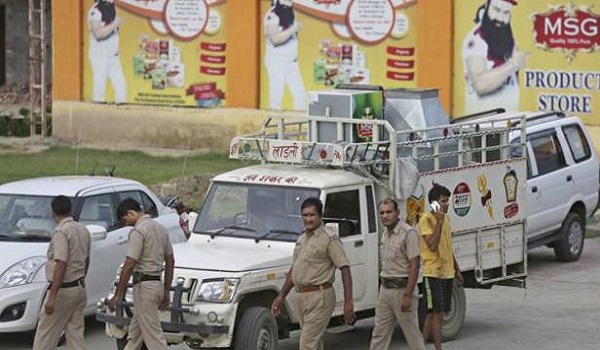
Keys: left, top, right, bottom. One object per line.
{"left": 229, "top": 113, "right": 527, "bottom": 193}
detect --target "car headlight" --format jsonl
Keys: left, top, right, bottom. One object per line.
{"left": 196, "top": 278, "right": 239, "bottom": 303}
{"left": 0, "top": 256, "right": 46, "bottom": 289}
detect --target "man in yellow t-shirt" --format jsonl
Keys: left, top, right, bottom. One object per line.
{"left": 418, "top": 184, "right": 463, "bottom": 350}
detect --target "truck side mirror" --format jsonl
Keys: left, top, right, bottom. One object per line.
{"left": 188, "top": 212, "right": 198, "bottom": 233}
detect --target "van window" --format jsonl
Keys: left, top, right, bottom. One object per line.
{"left": 529, "top": 131, "right": 567, "bottom": 176}
{"left": 509, "top": 138, "right": 532, "bottom": 179}
{"left": 562, "top": 124, "right": 591, "bottom": 163}
{"left": 324, "top": 190, "right": 361, "bottom": 237}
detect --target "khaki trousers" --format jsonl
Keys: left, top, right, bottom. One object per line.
{"left": 33, "top": 284, "right": 86, "bottom": 350}
{"left": 294, "top": 287, "right": 336, "bottom": 350}
{"left": 369, "top": 287, "right": 425, "bottom": 350}
{"left": 124, "top": 281, "right": 168, "bottom": 350}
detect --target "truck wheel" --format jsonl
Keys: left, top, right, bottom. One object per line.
{"left": 441, "top": 281, "right": 466, "bottom": 341}
{"left": 234, "top": 307, "right": 278, "bottom": 350}
{"left": 554, "top": 212, "right": 585, "bottom": 262}
{"left": 57, "top": 331, "right": 66, "bottom": 346}
{"left": 116, "top": 337, "right": 148, "bottom": 350}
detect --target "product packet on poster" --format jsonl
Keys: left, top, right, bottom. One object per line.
{"left": 167, "top": 63, "right": 185, "bottom": 88}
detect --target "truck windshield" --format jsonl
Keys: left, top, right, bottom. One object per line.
{"left": 0, "top": 194, "right": 55, "bottom": 242}
{"left": 194, "top": 183, "right": 319, "bottom": 242}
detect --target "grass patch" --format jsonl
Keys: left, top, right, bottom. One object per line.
{"left": 0, "top": 145, "right": 252, "bottom": 208}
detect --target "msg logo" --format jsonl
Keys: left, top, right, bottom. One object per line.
{"left": 532, "top": 3, "right": 599, "bottom": 54}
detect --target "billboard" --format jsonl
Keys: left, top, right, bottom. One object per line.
{"left": 259, "top": 0, "right": 418, "bottom": 111}
{"left": 83, "top": 0, "right": 227, "bottom": 107}
{"left": 453, "top": 0, "right": 600, "bottom": 123}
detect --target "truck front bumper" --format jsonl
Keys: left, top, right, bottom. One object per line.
{"left": 97, "top": 300, "right": 238, "bottom": 348}
{"left": 96, "top": 311, "right": 229, "bottom": 334}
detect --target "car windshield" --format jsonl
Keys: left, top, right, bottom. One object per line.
{"left": 193, "top": 183, "right": 319, "bottom": 242}
{"left": 0, "top": 194, "right": 55, "bottom": 242}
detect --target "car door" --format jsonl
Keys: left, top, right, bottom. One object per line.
{"left": 323, "top": 186, "right": 376, "bottom": 309}
{"left": 561, "top": 123, "right": 598, "bottom": 216}
{"left": 526, "top": 128, "right": 573, "bottom": 240}
{"left": 76, "top": 192, "right": 126, "bottom": 309}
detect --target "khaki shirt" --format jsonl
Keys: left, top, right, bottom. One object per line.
{"left": 380, "top": 221, "right": 420, "bottom": 278}
{"left": 291, "top": 224, "right": 350, "bottom": 286}
{"left": 126, "top": 215, "right": 173, "bottom": 275}
{"left": 46, "top": 217, "right": 91, "bottom": 283}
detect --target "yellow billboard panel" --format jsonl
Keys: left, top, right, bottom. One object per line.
{"left": 453, "top": 0, "right": 600, "bottom": 124}
{"left": 83, "top": 0, "right": 227, "bottom": 107}
{"left": 260, "top": 0, "right": 418, "bottom": 111}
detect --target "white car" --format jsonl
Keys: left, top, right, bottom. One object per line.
{"left": 0, "top": 176, "right": 187, "bottom": 335}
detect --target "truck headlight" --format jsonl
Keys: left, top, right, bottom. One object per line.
{"left": 196, "top": 278, "right": 239, "bottom": 303}
{"left": 0, "top": 256, "right": 46, "bottom": 289}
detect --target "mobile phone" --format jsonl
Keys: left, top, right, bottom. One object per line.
{"left": 431, "top": 201, "right": 441, "bottom": 212}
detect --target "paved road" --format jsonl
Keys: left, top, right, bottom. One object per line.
{"left": 3, "top": 238, "right": 600, "bottom": 350}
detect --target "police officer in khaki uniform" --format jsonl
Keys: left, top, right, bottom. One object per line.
{"left": 33, "top": 195, "right": 91, "bottom": 350}
{"left": 369, "top": 197, "right": 425, "bottom": 350}
{"left": 271, "top": 197, "right": 355, "bottom": 350}
{"left": 108, "top": 198, "right": 174, "bottom": 350}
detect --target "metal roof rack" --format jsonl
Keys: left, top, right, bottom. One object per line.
{"left": 509, "top": 111, "right": 565, "bottom": 127}
{"left": 450, "top": 108, "right": 506, "bottom": 124}
{"left": 229, "top": 113, "right": 527, "bottom": 194}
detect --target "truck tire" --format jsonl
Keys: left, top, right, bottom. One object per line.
{"left": 116, "top": 337, "right": 148, "bottom": 350}
{"left": 441, "top": 281, "right": 466, "bottom": 341}
{"left": 57, "top": 331, "right": 66, "bottom": 346}
{"left": 234, "top": 307, "right": 278, "bottom": 350}
{"left": 554, "top": 212, "right": 585, "bottom": 262}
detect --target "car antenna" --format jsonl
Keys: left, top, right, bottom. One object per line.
{"left": 105, "top": 165, "right": 116, "bottom": 177}
{"left": 89, "top": 161, "right": 99, "bottom": 176}
{"left": 178, "top": 136, "right": 193, "bottom": 195}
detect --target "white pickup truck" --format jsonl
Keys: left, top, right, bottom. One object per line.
{"left": 99, "top": 110, "right": 530, "bottom": 350}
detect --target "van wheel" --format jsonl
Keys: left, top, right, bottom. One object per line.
{"left": 441, "top": 281, "right": 466, "bottom": 341}
{"left": 554, "top": 212, "right": 585, "bottom": 262}
{"left": 234, "top": 307, "right": 278, "bottom": 350}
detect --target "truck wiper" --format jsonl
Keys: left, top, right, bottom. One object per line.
{"left": 209, "top": 225, "right": 257, "bottom": 239}
{"left": 254, "top": 229, "right": 298, "bottom": 243}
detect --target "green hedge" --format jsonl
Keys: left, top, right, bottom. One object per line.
{"left": 0, "top": 109, "right": 52, "bottom": 137}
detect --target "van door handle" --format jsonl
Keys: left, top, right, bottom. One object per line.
{"left": 354, "top": 240, "right": 364, "bottom": 247}
{"left": 532, "top": 186, "right": 538, "bottom": 193}
{"left": 117, "top": 236, "right": 128, "bottom": 244}
{"left": 566, "top": 175, "right": 573, "bottom": 182}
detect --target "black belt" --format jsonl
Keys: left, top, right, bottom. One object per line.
{"left": 133, "top": 273, "right": 161, "bottom": 285}
{"left": 48, "top": 277, "right": 85, "bottom": 289}
{"left": 294, "top": 282, "right": 333, "bottom": 293}
{"left": 380, "top": 277, "right": 408, "bottom": 289}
